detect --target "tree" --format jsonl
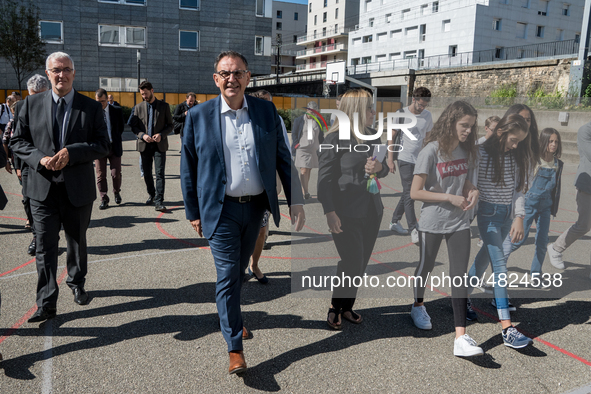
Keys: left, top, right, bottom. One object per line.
{"left": 0, "top": 0, "right": 46, "bottom": 91}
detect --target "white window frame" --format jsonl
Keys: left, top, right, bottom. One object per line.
{"left": 255, "top": 36, "right": 264, "bottom": 55}
{"left": 98, "top": 0, "right": 146, "bottom": 5}
{"left": 179, "top": 0, "right": 200, "bottom": 10}
{"left": 420, "top": 4, "right": 428, "bottom": 15}
{"left": 362, "top": 34, "right": 373, "bottom": 43}
{"left": 98, "top": 25, "right": 147, "bottom": 48}
{"left": 385, "top": 13, "right": 392, "bottom": 23}
{"left": 40, "top": 20, "right": 64, "bottom": 44}
{"left": 442, "top": 19, "right": 450, "bottom": 32}
{"left": 361, "top": 56, "right": 372, "bottom": 64}
{"left": 493, "top": 19, "right": 502, "bottom": 31}
{"left": 179, "top": 30, "right": 199, "bottom": 51}
{"left": 432, "top": 1, "right": 439, "bottom": 12}
{"left": 536, "top": 25, "right": 545, "bottom": 38}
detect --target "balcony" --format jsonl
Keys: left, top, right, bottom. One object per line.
{"left": 296, "top": 61, "right": 328, "bottom": 72}
{"left": 296, "top": 43, "right": 348, "bottom": 59}
{"left": 297, "top": 27, "right": 350, "bottom": 45}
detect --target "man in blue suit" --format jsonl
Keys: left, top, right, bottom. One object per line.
{"left": 181, "top": 51, "right": 305, "bottom": 374}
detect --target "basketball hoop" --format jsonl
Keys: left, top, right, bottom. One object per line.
{"left": 324, "top": 79, "right": 336, "bottom": 85}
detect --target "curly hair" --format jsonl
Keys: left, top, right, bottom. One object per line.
{"left": 482, "top": 113, "right": 532, "bottom": 192}
{"left": 423, "top": 101, "right": 478, "bottom": 165}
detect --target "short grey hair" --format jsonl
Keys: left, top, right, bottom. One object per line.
{"left": 307, "top": 101, "right": 319, "bottom": 110}
{"left": 27, "top": 74, "right": 50, "bottom": 94}
{"left": 46, "top": 51, "right": 75, "bottom": 71}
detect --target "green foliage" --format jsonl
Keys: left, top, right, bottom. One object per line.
{"left": 526, "top": 87, "right": 566, "bottom": 110}
{"left": 120, "top": 106, "right": 132, "bottom": 122}
{"left": 277, "top": 108, "right": 292, "bottom": 131}
{"left": 584, "top": 84, "right": 591, "bottom": 98}
{"left": 485, "top": 84, "right": 517, "bottom": 106}
{"left": 0, "top": 0, "right": 46, "bottom": 90}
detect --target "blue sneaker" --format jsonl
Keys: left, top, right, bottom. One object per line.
{"left": 466, "top": 299, "right": 478, "bottom": 321}
{"left": 502, "top": 327, "right": 532, "bottom": 349}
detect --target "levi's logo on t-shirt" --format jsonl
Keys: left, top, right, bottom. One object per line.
{"left": 437, "top": 158, "right": 468, "bottom": 179}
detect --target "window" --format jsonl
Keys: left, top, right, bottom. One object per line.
{"left": 404, "top": 50, "right": 417, "bottom": 58}
{"left": 100, "top": 77, "right": 146, "bottom": 92}
{"left": 365, "top": 0, "right": 373, "bottom": 12}
{"left": 335, "top": 8, "right": 338, "bottom": 18}
{"left": 420, "top": 24, "right": 426, "bottom": 41}
{"left": 376, "top": 54, "right": 387, "bottom": 62}
{"left": 575, "top": 33, "right": 580, "bottom": 43}
{"left": 293, "top": 35, "right": 298, "bottom": 43}
{"left": 324, "top": 0, "right": 327, "bottom": 6}
{"left": 255, "top": 36, "right": 263, "bottom": 55}
{"left": 362, "top": 56, "right": 372, "bottom": 64}
{"left": 420, "top": 4, "right": 428, "bottom": 15}
{"left": 516, "top": 22, "right": 527, "bottom": 38}
{"left": 314, "top": 29, "right": 317, "bottom": 38}
{"left": 40, "top": 21, "right": 63, "bottom": 44}
{"left": 277, "top": 10, "right": 282, "bottom": 18}
{"left": 405, "top": 26, "right": 418, "bottom": 39}
{"left": 351, "top": 58, "right": 360, "bottom": 66}
{"left": 323, "top": 12, "right": 327, "bottom": 22}
{"left": 369, "top": 18, "right": 374, "bottom": 27}
{"left": 495, "top": 47, "right": 504, "bottom": 58}
{"left": 294, "top": 12, "right": 298, "bottom": 20}
{"left": 99, "top": 25, "right": 146, "bottom": 47}
{"left": 335, "top": 23, "right": 338, "bottom": 32}
{"left": 179, "top": 0, "right": 199, "bottom": 10}
{"left": 99, "top": 0, "right": 145, "bottom": 4}
{"left": 402, "top": 8, "right": 410, "bottom": 20}
{"left": 256, "top": 0, "right": 265, "bottom": 16}
{"left": 390, "top": 52, "right": 401, "bottom": 60}
{"left": 493, "top": 19, "right": 502, "bottom": 31}
{"left": 538, "top": 0, "right": 548, "bottom": 15}
{"left": 377, "top": 32, "right": 387, "bottom": 41}
{"left": 179, "top": 30, "right": 199, "bottom": 50}
{"left": 556, "top": 29, "right": 564, "bottom": 40}
{"left": 449, "top": 45, "right": 457, "bottom": 57}
{"left": 442, "top": 19, "right": 450, "bottom": 32}
{"left": 385, "top": 13, "right": 392, "bottom": 23}
{"left": 418, "top": 49, "right": 424, "bottom": 59}
{"left": 309, "top": 3, "right": 312, "bottom": 12}
{"left": 322, "top": 27, "right": 326, "bottom": 36}
{"left": 432, "top": 1, "right": 439, "bottom": 12}
{"left": 362, "top": 34, "right": 373, "bottom": 43}
{"left": 352, "top": 37, "right": 362, "bottom": 45}
{"left": 536, "top": 25, "right": 544, "bottom": 37}
{"left": 522, "top": 0, "right": 530, "bottom": 7}
{"left": 500, "top": 0, "right": 509, "bottom": 4}
{"left": 563, "top": 4, "right": 570, "bottom": 15}
{"left": 277, "top": 22, "right": 282, "bottom": 30}
{"left": 314, "top": 15, "right": 317, "bottom": 25}
{"left": 390, "top": 29, "right": 402, "bottom": 39}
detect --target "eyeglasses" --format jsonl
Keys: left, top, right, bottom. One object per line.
{"left": 215, "top": 70, "right": 249, "bottom": 80}
{"left": 49, "top": 68, "right": 73, "bottom": 75}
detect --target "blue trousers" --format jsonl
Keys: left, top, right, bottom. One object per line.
{"left": 208, "top": 196, "right": 266, "bottom": 352}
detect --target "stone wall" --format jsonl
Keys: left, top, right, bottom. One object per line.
{"left": 413, "top": 58, "right": 575, "bottom": 98}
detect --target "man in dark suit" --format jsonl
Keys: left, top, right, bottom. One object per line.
{"left": 128, "top": 81, "right": 173, "bottom": 212}
{"left": 181, "top": 50, "right": 305, "bottom": 374}
{"left": 94, "top": 88, "right": 125, "bottom": 210}
{"left": 107, "top": 94, "right": 120, "bottom": 107}
{"left": 10, "top": 51, "right": 110, "bottom": 322}
{"left": 173, "top": 92, "right": 197, "bottom": 137}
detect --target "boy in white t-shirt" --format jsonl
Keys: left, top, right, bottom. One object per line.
{"left": 386, "top": 87, "right": 433, "bottom": 244}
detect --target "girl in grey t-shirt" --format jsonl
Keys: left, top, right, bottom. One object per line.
{"left": 408, "top": 101, "right": 482, "bottom": 357}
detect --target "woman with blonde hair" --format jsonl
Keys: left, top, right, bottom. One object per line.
{"left": 317, "top": 89, "right": 389, "bottom": 329}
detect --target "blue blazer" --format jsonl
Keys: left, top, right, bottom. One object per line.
{"left": 181, "top": 95, "right": 303, "bottom": 239}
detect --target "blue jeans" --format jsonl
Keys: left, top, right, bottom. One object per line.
{"left": 502, "top": 166, "right": 556, "bottom": 275}
{"left": 468, "top": 200, "right": 513, "bottom": 321}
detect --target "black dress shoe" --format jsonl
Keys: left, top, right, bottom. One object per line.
{"left": 155, "top": 204, "right": 166, "bottom": 212}
{"left": 114, "top": 193, "right": 122, "bottom": 204}
{"left": 28, "top": 238, "right": 36, "bottom": 256}
{"left": 99, "top": 200, "right": 109, "bottom": 210}
{"left": 28, "top": 307, "right": 57, "bottom": 323}
{"left": 146, "top": 196, "right": 155, "bottom": 205}
{"left": 73, "top": 287, "right": 89, "bottom": 305}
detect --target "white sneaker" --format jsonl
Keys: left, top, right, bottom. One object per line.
{"left": 491, "top": 298, "right": 516, "bottom": 312}
{"left": 454, "top": 334, "right": 484, "bottom": 357}
{"left": 547, "top": 243, "right": 565, "bottom": 270}
{"left": 475, "top": 283, "right": 494, "bottom": 294}
{"left": 477, "top": 239, "right": 484, "bottom": 248}
{"left": 411, "top": 228, "right": 419, "bottom": 245}
{"left": 389, "top": 221, "right": 408, "bottom": 235}
{"left": 410, "top": 304, "right": 432, "bottom": 330}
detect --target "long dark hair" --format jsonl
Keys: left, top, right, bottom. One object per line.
{"left": 424, "top": 101, "right": 478, "bottom": 165}
{"left": 482, "top": 113, "right": 532, "bottom": 192}
{"left": 539, "top": 128, "right": 562, "bottom": 159}
{"left": 504, "top": 104, "right": 539, "bottom": 165}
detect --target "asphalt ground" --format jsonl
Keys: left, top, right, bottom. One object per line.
{"left": 0, "top": 132, "right": 590, "bottom": 393}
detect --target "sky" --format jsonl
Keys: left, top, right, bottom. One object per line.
{"left": 275, "top": 0, "right": 307, "bottom": 4}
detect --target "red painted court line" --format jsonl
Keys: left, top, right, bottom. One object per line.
{"left": 559, "top": 207, "right": 578, "bottom": 214}
{"left": 0, "top": 257, "right": 36, "bottom": 277}
{"left": 0, "top": 215, "right": 27, "bottom": 221}
{"left": 4, "top": 192, "right": 23, "bottom": 197}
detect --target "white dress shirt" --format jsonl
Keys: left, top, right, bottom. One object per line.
{"left": 220, "top": 96, "right": 264, "bottom": 197}
{"left": 104, "top": 106, "right": 112, "bottom": 142}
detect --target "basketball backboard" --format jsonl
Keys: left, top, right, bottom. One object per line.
{"left": 325, "top": 61, "right": 346, "bottom": 85}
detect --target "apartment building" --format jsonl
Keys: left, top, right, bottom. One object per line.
{"left": 348, "top": 0, "right": 584, "bottom": 70}
{"left": 295, "top": 0, "right": 360, "bottom": 73}
{"left": 0, "top": 0, "right": 273, "bottom": 94}
{"left": 271, "top": 1, "right": 308, "bottom": 74}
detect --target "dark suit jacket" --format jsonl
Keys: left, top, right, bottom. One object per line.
{"left": 107, "top": 104, "right": 125, "bottom": 157}
{"left": 173, "top": 101, "right": 189, "bottom": 135}
{"left": 10, "top": 90, "right": 110, "bottom": 207}
{"left": 181, "top": 95, "right": 304, "bottom": 239}
{"left": 317, "top": 131, "right": 389, "bottom": 218}
{"left": 129, "top": 99, "right": 173, "bottom": 153}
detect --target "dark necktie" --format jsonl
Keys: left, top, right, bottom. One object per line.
{"left": 53, "top": 98, "right": 66, "bottom": 151}
{"left": 148, "top": 103, "right": 153, "bottom": 137}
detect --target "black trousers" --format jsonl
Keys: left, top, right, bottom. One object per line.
{"left": 140, "top": 143, "right": 166, "bottom": 204}
{"left": 391, "top": 160, "right": 417, "bottom": 230}
{"left": 331, "top": 201, "right": 382, "bottom": 312}
{"left": 30, "top": 183, "right": 92, "bottom": 308}
{"left": 21, "top": 165, "right": 35, "bottom": 236}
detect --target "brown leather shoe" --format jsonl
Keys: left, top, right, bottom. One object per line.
{"left": 242, "top": 326, "right": 252, "bottom": 340}
{"left": 229, "top": 350, "right": 247, "bottom": 374}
